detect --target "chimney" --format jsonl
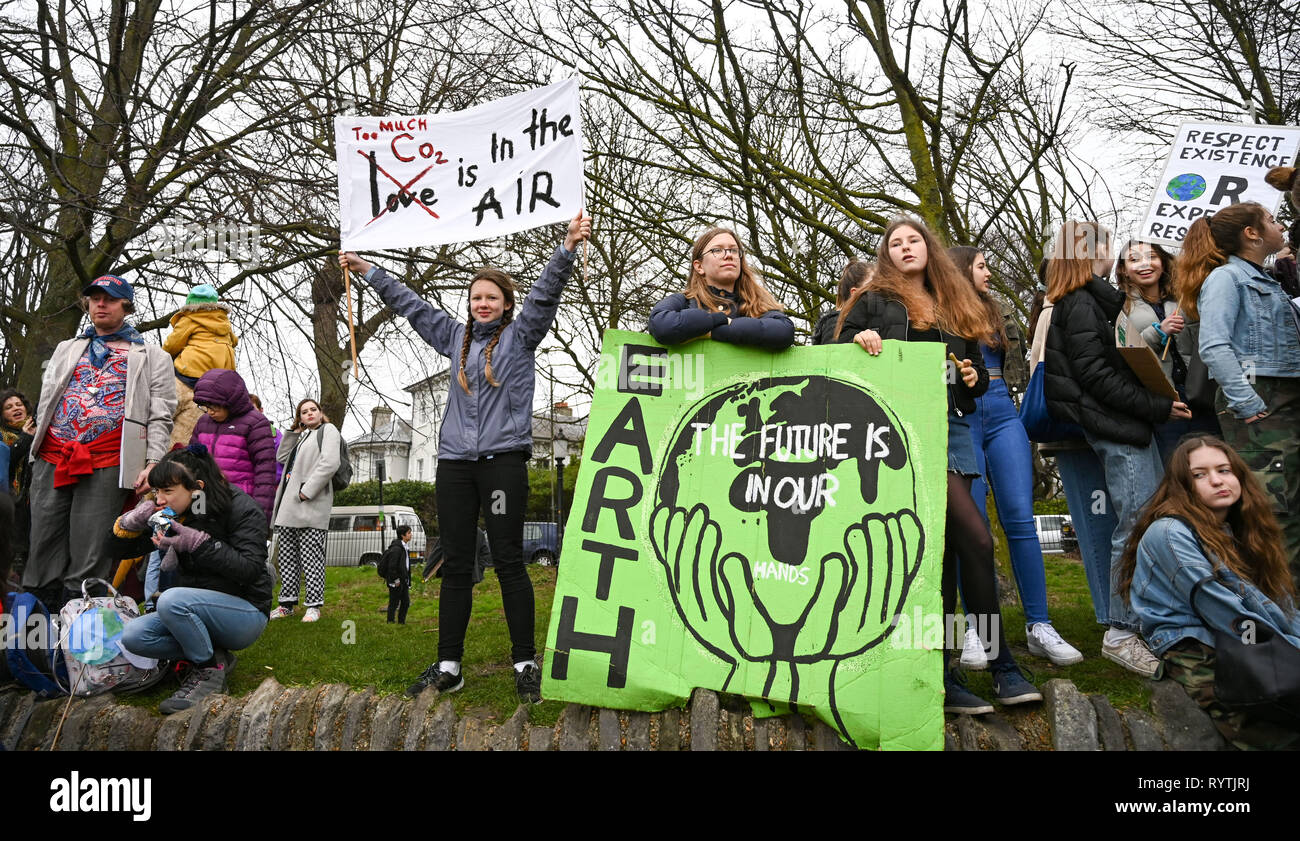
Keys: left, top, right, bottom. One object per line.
{"left": 371, "top": 404, "right": 394, "bottom": 432}
{"left": 553, "top": 401, "right": 572, "bottom": 418}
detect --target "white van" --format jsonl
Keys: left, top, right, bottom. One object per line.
{"left": 325, "top": 505, "right": 428, "bottom": 568}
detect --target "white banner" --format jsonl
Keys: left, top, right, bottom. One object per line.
{"left": 1140, "top": 121, "right": 1300, "bottom": 247}
{"left": 336, "top": 78, "right": 585, "bottom": 250}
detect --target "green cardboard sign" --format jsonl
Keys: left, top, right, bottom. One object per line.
{"left": 543, "top": 331, "right": 948, "bottom": 750}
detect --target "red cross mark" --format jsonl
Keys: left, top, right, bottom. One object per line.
{"left": 361, "top": 151, "right": 441, "bottom": 226}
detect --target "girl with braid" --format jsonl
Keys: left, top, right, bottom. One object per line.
{"left": 341, "top": 211, "right": 591, "bottom": 704}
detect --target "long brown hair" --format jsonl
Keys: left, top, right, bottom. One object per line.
{"left": 835, "top": 217, "right": 991, "bottom": 341}
{"left": 837, "top": 260, "right": 875, "bottom": 307}
{"left": 457, "top": 269, "right": 516, "bottom": 394}
{"left": 1117, "top": 436, "right": 1293, "bottom": 606}
{"left": 1174, "top": 202, "right": 1269, "bottom": 320}
{"left": 1045, "top": 220, "right": 1112, "bottom": 304}
{"left": 948, "top": 245, "right": 1006, "bottom": 348}
{"left": 290, "top": 398, "right": 330, "bottom": 432}
{"left": 1115, "top": 239, "right": 1175, "bottom": 307}
{"left": 684, "top": 227, "right": 783, "bottom": 317}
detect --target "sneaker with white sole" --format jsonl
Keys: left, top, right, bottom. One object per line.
{"left": 944, "top": 671, "right": 994, "bottom": 715}
{"left": 269, "top": 605, "right": 294, "bottom": 619}
{"left": 302, "top": 607, "right": 321, "bottom": 623}
{"left": 406, "top": 663, "right": 464, "bottom": 697}
{"left": 991, "top": 664, "right": 1043, "bottom": 705}
{"left": 960, "top": 627, "right": 989, "bottom": 670}
{"left": 1102, "top": 633, "right": 1161, "bottom": 678}
{"left": 1026, "top": 623, "right": 1084, "bottom": 666}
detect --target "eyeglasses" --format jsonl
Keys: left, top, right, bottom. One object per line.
{"left": 704, "top": 247, "right": 741, "bottom": 258}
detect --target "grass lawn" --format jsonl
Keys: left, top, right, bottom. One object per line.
{"left": 119, "top": 508, "right": 1153, "bottom": 726}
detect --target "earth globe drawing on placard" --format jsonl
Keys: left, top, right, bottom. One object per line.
{"left": 66, "top": 607, "right": 126, "bottom": 665}
{"left": 1166, "top": 173, "right": 1207, "bottom": 201}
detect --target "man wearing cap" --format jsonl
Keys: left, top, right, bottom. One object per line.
{"left": 25, "top": 274, "right": 176, "bottom": 608}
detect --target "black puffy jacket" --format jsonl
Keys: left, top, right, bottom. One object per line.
{"left": 835, "top": 291, "right": 988, "bottom": 416}
{"left": 648, "top": 288, "right": 795, "bottom": 350}
{"left": 810, "top": 310, "right": 840, "bottom": 345}
{"left": 111, "top": 487, "right": 274, "bottom": 615}
{"left": 1044, "top": 275, "right": 1172, "bottom": 446}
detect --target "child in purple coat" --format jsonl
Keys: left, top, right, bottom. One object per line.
{"left": 192, "top": 369, "right": 277, "bottom": 524}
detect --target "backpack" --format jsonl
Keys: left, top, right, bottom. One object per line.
{"left": 3, "top": 591, "right": 69, "bottom": 697}
{"left": 317, "top": 427, "right": 352, "bottom": 492}
{"left": 57, "top": 578, "right": 167, "bottom": 697}
{"left": 376, "top": 543, "right": 393, "bottom": 580}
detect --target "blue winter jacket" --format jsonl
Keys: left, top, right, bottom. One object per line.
{"left": 1198, "top": 255, "right": 1300, "bottom": 418}
{"left": 1130, "top": 517, "right": 1300, "bottom": 656}
{"left": 647, "top": 288, "right": 794, "bottom": 350}
{"left": 364, "top": 244, "right": 576, "bottom": 461}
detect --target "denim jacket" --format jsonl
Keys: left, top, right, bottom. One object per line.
{"left": 1130, "top": 517, "right": 1300, "bottom": 656}
{"left": 1198, "top": 256, "right": 1300, "bottom": 418}
{"left": 364, "top": 244, "right": 575, "bottom": 461}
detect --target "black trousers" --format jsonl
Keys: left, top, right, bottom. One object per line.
{"left": 387, "top": 577, "right": 410, "bottom": 623}
{"left": 435, "top": 452, "right": 534, "bottom": 663}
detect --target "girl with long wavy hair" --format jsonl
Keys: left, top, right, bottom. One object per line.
{"left": 648, "top": 226, "right": 794, "bottom": 349}
{"left": 1175, "top": 203, "right": 1300, "bottom": 587}
{"left": 1115, "top": 239, "right": 1219, "bottom": 461}
{"left": 1042, "top": 220, "right": 1189, "bottom": 678}
{"left": 341, "top": 212, "right": 591, "bottom": 705}
{"left": 949, "top": 245, "right": 1082, "bottom": 668}
{"left": 1118, "top": 436, "right": 1300, "bottom": 749}
{"left": 837, "top": 217, "right": 1041, "bottom": 714}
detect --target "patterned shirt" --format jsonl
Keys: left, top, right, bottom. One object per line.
{"left": 49, "top": 345, "right": 129, "bottom": 443}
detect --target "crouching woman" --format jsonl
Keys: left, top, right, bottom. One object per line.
{"left": 111, "top": 444, "right": 272, "bottom": 714}
{"left": 1118, "top": 436, "right": 1300, "bottom": 749}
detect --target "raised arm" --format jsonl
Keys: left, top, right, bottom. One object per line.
{"left": 340, "top": 252, "right": 459, "bottom": 357}
{"left": 514, "top": 213, "right": 591, "bottom": 352}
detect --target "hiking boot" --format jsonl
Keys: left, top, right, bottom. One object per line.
{"left": 991, "top": 664, "right": 1042, "bottom": 705}
{"left": 1026, "top": 622, "right": 1083, "bottom": 666}
{"left": 269, "top": 605, "right": 294, "bottom": 620}
{"left": 405, "top": 663, "right": 464, "bottom": 697}
{"left": 515, "top": 662, "right": 542, "bottom": 704}
{"left": 1102, "top": 633, "right": 1161, "bottom": 678}
{"left": 959, "top": 627, "right": 989, "bottom": 670}
{"left": 944, "top": 670, "right": 993, "bottom": 715}
{"left": 159, "top": 662, "right": 228, "bottom": 714}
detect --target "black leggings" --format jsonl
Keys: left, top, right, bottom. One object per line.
{"left": 942, "top": 473, "right": 1012, "bottom": 668}
{"left": 434, "top": 453, "right": 535, "bottom": 663}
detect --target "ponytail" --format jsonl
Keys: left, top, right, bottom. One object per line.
{"left": 1174, "top": 202, "right": 1268, "bottom": 320}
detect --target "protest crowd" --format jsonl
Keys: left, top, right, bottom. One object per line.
{"left": 2, "top": 136, "right": 1299, "bottom": 751}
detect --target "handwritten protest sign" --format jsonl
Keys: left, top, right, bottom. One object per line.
{"left": 335, "top": 78, "right": 584, "bottom": 250}
{"left": 543, "top": 331, "right": 948, "bottom": 750}
{"left": 1140, "top": 121, "right": 1300, "bottom": 247}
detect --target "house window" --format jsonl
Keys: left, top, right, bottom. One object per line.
{"left": 417, "top": 458, "right": 424, "bottom": 480}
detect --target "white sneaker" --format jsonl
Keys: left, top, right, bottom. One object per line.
{"left": 960, "top": 628, "right": 988, "bottom": 670}
{"left": 269, "top": 605, "right": 293, "bottom": 620}
{"left": 302, "top": 607, "right": 321, "bottom": 623}
{"left": 1026, "top": 623, "right": 1084, "bottom": 666}
{"left": 1102, "top": 633, "right": 1161, "bottom": 678}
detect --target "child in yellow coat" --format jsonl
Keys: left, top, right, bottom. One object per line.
{"left": 164, "top": 284, "right": 238, "bottom": 445}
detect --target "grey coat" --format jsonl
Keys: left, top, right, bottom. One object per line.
{"left": 272, "top": 423, "right": 340, "bottom": 529}
{"left": 30, "top": 334, "right": 176, "bottom": 490}
{"left": 363, "top": 245, "right": 576, "bottom": 461}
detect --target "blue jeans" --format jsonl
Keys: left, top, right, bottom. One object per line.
{"left": 968, "top": 379, "right": 1050, "bottom": 626}
{"left": 142, "top": 550, "right": 177, "bottom": 610}
{"left": 1054, "top": 447, "right": 1119, "bottom": 627}
{"left": 1082, "top": 431, "right": 1165, "bottom": 632}
{"left": 122, "top": 587, "right": 267, "bottom": 664}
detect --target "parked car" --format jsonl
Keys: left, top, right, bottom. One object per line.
{"left": 524, "top": 521, "right": 560, "bottom": 566}
{"left": 324, "top": 505, "right": 428, "bottom": 567}
{"left": 1033, "top": 514, "right": 1076, "bottom": 555}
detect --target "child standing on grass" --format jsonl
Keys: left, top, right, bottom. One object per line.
{"left": 164, "top": 284, "right": 238, "bottom": 446}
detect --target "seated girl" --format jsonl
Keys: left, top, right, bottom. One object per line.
{"left": 112, "top": 444, "right": 273, "bottom": 714}
{"left": 1118, "top": 436, "right": 1300, "bottom": 749}
{"left": 648, "top": 227, "right": 794, "bottom": 349}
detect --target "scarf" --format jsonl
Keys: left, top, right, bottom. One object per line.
{"left": 80, "top": 324, "right": 144, "bottom": 369}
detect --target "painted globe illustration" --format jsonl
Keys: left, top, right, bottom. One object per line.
{"left": 66, "top": 608, "right": 126, "bottom": 665}
{"left": 1166, "top": 173, "right": 1206, "bottom": 201}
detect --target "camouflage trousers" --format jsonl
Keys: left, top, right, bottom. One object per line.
{"left": 1163, "top": 638, "right": 1300, "bottom": 751}
{"left": 1217, "top": 376, "right": 1300, "bottom": 589}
